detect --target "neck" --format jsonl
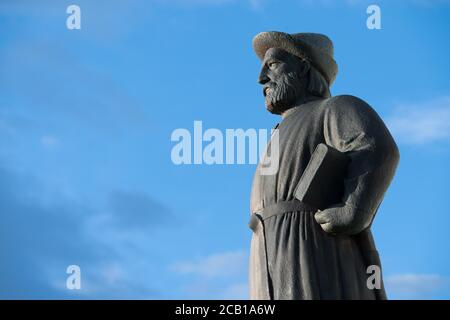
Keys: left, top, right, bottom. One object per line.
{"left": 281, "top": 94, "right": 322, "bottom": 119}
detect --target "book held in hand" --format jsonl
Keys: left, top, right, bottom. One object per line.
{"left": 294, "top": 143, "right": 350, "bottom": 210}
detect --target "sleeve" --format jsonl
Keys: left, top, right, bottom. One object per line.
{"left": 323, "top": 95, "right": 400, "bottom": 230}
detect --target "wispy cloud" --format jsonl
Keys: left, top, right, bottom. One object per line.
{"left": 171, "top": 250, "right": 247, "bottom": 278}
{"left": 170, "top": 250, "right": 249, "bottom": 299}
{"left": 385, "top": 273, "right": 449, "bottom": 299}
{"left": 221, "top": 282, "right": 248, "bottom": 299}
{"left": 386, "top": 96, "right": 450, "bottom": 145}
{"left": 0, "top": 165, "right": 170, "bottom": 298}
{"left": 40, "top": 135, "right": 60, "bottom": 149}
{"left": 107, "top": 190, "right": 172, "bottom": 230}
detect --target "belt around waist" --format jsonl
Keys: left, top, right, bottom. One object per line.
{"left": 249, "top": 200, "right": 317, "bottom": 232}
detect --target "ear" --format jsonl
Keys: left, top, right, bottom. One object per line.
{"left": 296, "top": 59, "right": 310, "bottom": 77}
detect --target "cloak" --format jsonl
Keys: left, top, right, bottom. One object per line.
{"left": 249, "top": 95, "right": 399, "bottom": 300}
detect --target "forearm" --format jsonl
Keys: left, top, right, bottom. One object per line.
{"left": 316, "top": 143, "right": 399, "bottom": 235}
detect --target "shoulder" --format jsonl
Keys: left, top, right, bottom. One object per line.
{"left": 321, "top": 94, "right": 381, "bottom": 122}
{"left": 324, "top": 94, "right": 373, "bottom": 112}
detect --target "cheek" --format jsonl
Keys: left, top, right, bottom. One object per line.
{"left": 277, "top": 63, "right": 296, "bottom": 75}
{"left": 269, "top": 66, "right": 286, "bottom": 79}
{"left": 269, "top": 73, "right": 285, "bottom": 86}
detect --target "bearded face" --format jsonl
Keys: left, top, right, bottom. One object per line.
{"left": 264, "top": 71, "right": 302, "bottom": 114}
{"left": 259, "top": 48, "right": 307, "bottom": 115}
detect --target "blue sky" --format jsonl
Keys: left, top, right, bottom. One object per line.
{"left": 0, "top": 0, "right": 449, "bottom": 299}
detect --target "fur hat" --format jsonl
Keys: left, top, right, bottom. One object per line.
{"left": 253, "top": 31, "right": 338, "bottom": 85}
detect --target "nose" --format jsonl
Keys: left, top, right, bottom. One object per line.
{"left": 258, "top": 68, "right": 270, "bottom": 85}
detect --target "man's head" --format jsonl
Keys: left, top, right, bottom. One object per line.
{"left": 258, "top": 47, "right": 330, "bottom": 115}
{"left": 253, "top": 32, "right": 337, "bottom": 115}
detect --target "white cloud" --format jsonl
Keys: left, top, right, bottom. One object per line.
{"left": 248, "top": 0, "right": 265, "bottom": 9}
{"left": 170, "top": 250, "right": 249, "bottom": 299}
{"left": 40, "top": 135, "right": 60, "bottom": 149}
{"left": 386, "top": 96, "right": 450, "bottom": 145}
{"left": 221, "top": 282, "right": 249, "bottom": 299}
{"left": 385, "top": 273, "right": 448, "bottom": 298}
{"left": 171, "top": 250, "right": 247, "bottom": 278}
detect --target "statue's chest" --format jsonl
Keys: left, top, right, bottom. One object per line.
{"left": 277, "top": 108, "right": 324, "bottom": 159}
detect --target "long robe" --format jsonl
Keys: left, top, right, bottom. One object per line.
{"left": 249, "top": 95, "right": 399, "bottom": 300}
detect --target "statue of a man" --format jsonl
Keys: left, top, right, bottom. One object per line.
{"left": 249, "top": 31, "right": 399, "bottom": 300}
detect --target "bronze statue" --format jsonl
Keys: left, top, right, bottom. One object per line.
{"left": 249, "top": 31, "right": 399, "bottom": 300}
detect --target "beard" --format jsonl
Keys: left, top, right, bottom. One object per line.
{"left": 265, "top": 71, "right": 303, "bottom": 115}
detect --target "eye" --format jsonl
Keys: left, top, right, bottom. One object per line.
{"left": 268, "top": 61, "right": 279, "bottom": 69}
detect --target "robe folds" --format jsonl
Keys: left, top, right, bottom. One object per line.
{"left": 249, "top": 95, "right": 399, "bottom": 300}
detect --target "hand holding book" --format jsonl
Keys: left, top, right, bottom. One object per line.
{"left": 294, "top": 143, "right": 373, "bottom": 235}
{"left": 314, "top": 203, "right": 372, "bottom": 235}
